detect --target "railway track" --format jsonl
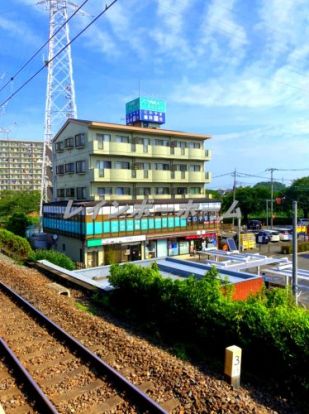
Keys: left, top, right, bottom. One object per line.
{"left": 0, "top": 281, "right": 168, "bottom": 414}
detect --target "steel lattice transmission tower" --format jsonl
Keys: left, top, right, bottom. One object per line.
{"left": 39, "top": 0, "right": 77, "bottom": 217}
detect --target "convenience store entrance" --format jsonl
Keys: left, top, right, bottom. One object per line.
{"left": 104, "top": 243, "right": 142, "bottom": 264}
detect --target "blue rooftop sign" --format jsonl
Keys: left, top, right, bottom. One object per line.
{"left": 126, "top": 97, "right": 166, "bottom": 125}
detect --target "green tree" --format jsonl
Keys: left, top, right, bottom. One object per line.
{"left": 253, "top": 181, "right": 286, "bottom": 193}
{"left": 285, "top": 176, "right": 309, "bottom": 217}
{"left": 0, "top": 190, "right": 40, "bottom": 218}
{"left": 222, "top": 186, "right": 269, "bottom": 221}
{"left": 6, "top": 213, "right": 32, "bottom": 237}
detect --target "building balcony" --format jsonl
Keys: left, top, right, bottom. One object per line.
{"left": 205, "top": 171, "right": 211, "bottom": 183}
{"left": 188, "top": 148, "right": 208, "bottom": 160}
{"left": 205, "top": 149, "right": 211, "bottom": 160}
{"left": 91, "top": 168, "right": 153, "bottom": 182}
{"left": 152, "top": 170, "right": 172, "bottom": 182}
{"left": 188, "top": 171, "right": 206, "bottom": 182}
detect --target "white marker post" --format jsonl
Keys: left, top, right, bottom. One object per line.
{"left": 224, "top": 345, "right": 242, "bottom": 387}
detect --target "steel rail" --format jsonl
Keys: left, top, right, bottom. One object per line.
{"left": 0, "top": 281, "right": 168, "bottom": 414}
{"left": 0, "top": 337, "right": 59, "bottom": 414}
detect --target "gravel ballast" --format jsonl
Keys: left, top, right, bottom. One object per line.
{"left": 0, "top": 258, "right": 301, "bottom": 413}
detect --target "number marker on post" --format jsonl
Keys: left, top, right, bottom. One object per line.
{"left": 224, "top": 345, "right": 242, "bottom": 388}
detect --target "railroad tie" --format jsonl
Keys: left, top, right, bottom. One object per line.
{"left": 5, "top": 404, "right": 36, "bottom": 414}
{"left": 80, "top": 395, "right": 125, "bottom": 414}
{"left": 138, "top": 380, "right": 155, "bottom": 392}
{"left": 52, "top": 378, "right": 104, "bottom": 403}
{"left": 40, "top": 366, "right": 86, "bottom": 387}
{"left": 161, "top": 398, "right": 182, "bottom": 413}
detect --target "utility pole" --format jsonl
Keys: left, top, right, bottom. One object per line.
{"left": 265, "top": 168, "right": 278, "bottom": 229}
{"left": 38, "top": 0, "right": 78, "bottom": 226}
{"left": 292, "top": 200, "right": 298, "bottom": 305}
{"left": 232, "top": 169, "right": 236, "bottom": 227}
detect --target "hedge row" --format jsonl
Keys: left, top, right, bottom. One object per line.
{"left": 281, "top": 242, "right": 309, "bottom": 254}
{"left": 108, "top": 263, "right": 309, "bottom": 397}
{"left": 0, "top": 228, "right": 33, "bottom": 260}
{"left": 28, "top": 249, "right": 76, "bottom": 270}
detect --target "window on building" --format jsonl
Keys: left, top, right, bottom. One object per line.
{"left": 115, "top": 187, "right": 131, "bottom": 195}
{"left": 177, "top": 164, "right": 187, "bottom": 171}
{"left": 115, "top": 135, "right": 129, "bottom": 143}
{"left": 177, "top": 187, "right": 187, "bottom": 194}
{"left": 190, "top": 187, "right": 201, "bottom": 194}
{"left": 114, "top": 161, "right": 130, "bottom": 169}
{"left": 155, "top": 163, "right": 170, "bottom": 170}
{"left": 64, "top": 137, "right": 74, "bottom": 148}
{"left": 155, "top": 187, "right": 170, "bottom": 195}
{"left": 189, "top": 164, "right": 201, "bottom": 171}
{"left": 76, "top": 160, "right": 86, "bottom": 173}
{"left": 136, "top": 187, "right": 151, "bottom": 196}
{"left": 96, "top": 134, "right": 111, "bottom": 149}
{"left": 176, "top": 141, "right": 186, "bottom": 148}
{"left": 154, "top": 139, "right": 169, "bottom": 146}
{"left": 65, "top": 188, "right": 75, "bottom": 197}
{"left": 96, "top": 160, "right": 111, "bottom": 169}
{"left": 57, "top": 188, "right": 65, "bottom": 197}
{"left": 76, "top": 187, "right": 86, "bottom": 199}
{"left": 65, "top": 163, "right": 75, "bottom": 173}
{"left": 56, "top": 164, "right": 64, "bottom": 175}
{"left": 189, "top": 142, "right": 201, "bottom": 149}
{"left": 75, "top": 133, "right": 86, "bottom": 147}
{"left": 97, "top": 187, "right": 112, "bottom": 196}
{"left": 55, "top": 142, "right": 64, "bottom": 152}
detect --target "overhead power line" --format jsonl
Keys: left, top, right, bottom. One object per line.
{"left": 0, "top": 0, "right": 90, "bottom": 96}
{"left": 0, "top": 0, "right": 118, "bottom": 110}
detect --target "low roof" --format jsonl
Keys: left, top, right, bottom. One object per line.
{"left": 53, "top": 118, "right": 211, "bottom": 142}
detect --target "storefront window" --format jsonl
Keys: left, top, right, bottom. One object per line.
{"left": 168, "top": 239, "right": 179, "bottom": 256}
{"left": 145, "top": 240, "right": 157, "bottom": 259}
{"left": 179, "top": 240, "right": 189, "bottom": 254}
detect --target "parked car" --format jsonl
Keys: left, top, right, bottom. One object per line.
{"left": 256, "top": 231, "right": 271, "bottom": 244}
{"left": 298, "top": 218, "right": 309, "bottom": 226}
{"left": 247, "top": 220, "right": 262, "bottom": 230}
{"left": 264, "top": 230, "right": 280, "bottom": 242}
{"left": 277, "top": 228, "right": 291, "bottom": 241}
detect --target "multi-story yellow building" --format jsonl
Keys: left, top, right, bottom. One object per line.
{"left": 52, "top": 119, "right": 211, "bottom": 201}
{"left": 0, "top": 139, "right": 44, "bottom": 191}
{"left": 43, "top": 116, "right": 220, "bottom": 267}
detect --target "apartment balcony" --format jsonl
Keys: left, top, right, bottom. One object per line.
{"left": 175, "top": 193, "right": 205, "bottom": 200}
{"left": 205, "top": 149, "right": 211, "bottom": 161}
{"left": 91, "top": 168, "right": 155, "bottom": 182}
{"left": 93, "top": 194, "right": 133, "bottom": 201}
{"left": 205, "top": 171, "right": 211, "bottom": 183}
{"left": 152, "top": 170, "right": 172, "bottom": 182}
{"left": 188, "top": 171, "right": 206, "bottom": 182}
{"left": 188, "top": 147, "right": 208, "bottom": 160}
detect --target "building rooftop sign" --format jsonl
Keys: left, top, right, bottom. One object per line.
{"left": 126, "top": 97, "right": 166, "bottom": 125}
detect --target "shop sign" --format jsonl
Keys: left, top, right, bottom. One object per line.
{"left": 88, "top": 235, "right": 146, "bottom": 247}
{"left": 185, "top": 233, "right": 216, "bottom": 240}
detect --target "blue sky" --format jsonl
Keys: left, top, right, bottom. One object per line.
{"left": 0, "top": 0, "right": 308, "bottom": 189}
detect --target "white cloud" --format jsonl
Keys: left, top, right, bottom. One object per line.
{"left": 197, "top": 0, "right": 248, "bottom": 64}
{"left": 256, "top": 0, "right": 309, "bottom": 61}
{"left": 151, "top": 0, "right": 194, "bottom": 61}
{"left": 169, "top": 63, "right": 309, "bottom": 109}
{"left": 0, "top": 15, "right": 41, "bottom": 46}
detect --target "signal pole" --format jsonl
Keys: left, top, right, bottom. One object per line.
{"left": 292, "top": 201, "right": 298, "bottom": 305}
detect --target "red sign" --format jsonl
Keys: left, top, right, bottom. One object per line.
{"left": 185, "top": 233, "right": 216, "bottom": 240}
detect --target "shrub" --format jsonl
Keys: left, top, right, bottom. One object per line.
{"left": 108, "top": 263, "right": 309, "bottom": 397}
{"left": 28, "top": 249, "right": 75, "bottom": 270}
{"left": 0, "top": 228, "right": 33, "bottom": 260}
{"left": 6, "top": 212, "right": 32, "bottom": 237}
{"left": 281, "top": 242, "right": 309, "bottom": 254}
